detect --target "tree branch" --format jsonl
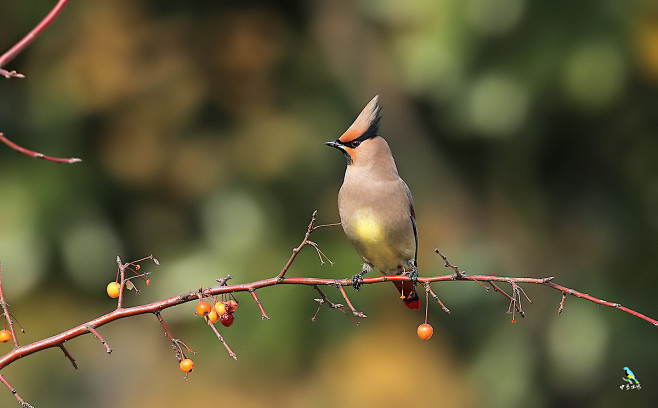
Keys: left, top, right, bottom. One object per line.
{"left": 0, "top": 211, "right": 655, "bottom": 406}
{"left": 0, "top": 0, "right": 70, "bottom": 76}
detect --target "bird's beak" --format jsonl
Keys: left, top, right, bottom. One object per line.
{"left": 325, "top": 139, "right": 352, "bottom": 165}
{"left": 324, "top": 140, "right": 343, "bottom": 150}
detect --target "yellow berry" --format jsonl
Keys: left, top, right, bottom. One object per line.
{"left": 0, "top": 329, "right": 11, "bottom": 343}
{"left": 179, "top": 358, "right": 194, "bottom": 373}
{"left": 106, "top": 282, "right": 121, "bottom": 298}
{"left": 205, "top": 309, "right": 220, "bottom": 323}
{"left": 214, "top": 301, "right": 226, "bottom": 315}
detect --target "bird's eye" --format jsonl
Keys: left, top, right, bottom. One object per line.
{"left": 350, "top": 140, "right": 361, "bottom": 148}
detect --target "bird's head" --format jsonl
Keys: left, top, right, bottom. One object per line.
{"left": 325, "top": 95, "right": 382, "bottom": 166}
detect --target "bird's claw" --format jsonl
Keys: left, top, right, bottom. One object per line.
{"left": 351, "top": 273, "right": 365, "bottom": 291}
{"left": 406, "top": 265, "right": 419, "bottom": 285}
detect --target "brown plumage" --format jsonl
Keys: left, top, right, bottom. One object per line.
{"left": 326, "top": 95, "right": 420, "bottom": 309}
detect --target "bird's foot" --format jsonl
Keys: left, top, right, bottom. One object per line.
{"left": 404, "top": 262, "right": 419, "bottom": 285}
{"left": 351, "top": 272, "right": 365, "bottom": 291}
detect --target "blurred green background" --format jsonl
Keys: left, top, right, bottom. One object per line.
{"left": 1, "top": 0, "right": 656, "bottom": 407}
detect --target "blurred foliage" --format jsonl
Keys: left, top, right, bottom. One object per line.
{"left": 0, "top": 0, "right": 657, "bottom": 407}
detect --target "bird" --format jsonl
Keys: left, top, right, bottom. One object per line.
{"left": 325, "top": 95, "right": 420, "bottom": 310}
{"left": 623, "top": 367, "right": 639, "bottom": 384}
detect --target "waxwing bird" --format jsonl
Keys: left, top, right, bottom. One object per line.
{"left": 325, "top": 95, "right": 420, "bottom": 310}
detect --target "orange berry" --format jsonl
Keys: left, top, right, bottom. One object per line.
{"left": 214, "top": 301, "right": 227, "bottom": 315}
{"left": 106, "top": 282, "right": 121, "bottom": 298}
{"left": 220, "top": 312, "right": 235, "bottom": 327}
{"left": 196, "top": 300, "right": 212, "bottom": 316}
{"left": 0, "top": 329, "right": 11, "bottom": 343}
{"left": 205, "top": 309, "right": 220, "bottom": 323}
{"left": 417, "top": 323, "right": 433, "bottom": 340}
{"left": 226, "top": 299, "right": 238, "bottom": 313}
{"left": 179, "top": 358, "right": 194, "bottom": 373}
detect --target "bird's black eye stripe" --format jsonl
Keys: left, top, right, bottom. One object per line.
{"left": 338, "top": 131, "right": 376, "bottom": 149}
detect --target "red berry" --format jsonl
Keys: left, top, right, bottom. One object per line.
{"left": 417, "top": 323, "right": 433, "bottom": 340}
{"left": 220, "top": 312, "right": 235, "bottom": 327}
{"left": 179, "top": 358, "right": 194, "bottom": 373}
{"left": 196, "top": 300, "right": 212, "bottom": 316}
{"left": 0, "top": 329, "right": 11, "bottom": 343}
{"left": 225, "top": 299, "right": 238, "bottom": 313}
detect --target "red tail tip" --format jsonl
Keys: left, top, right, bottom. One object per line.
{"left": 405, "top": 299, "right": 421, "bottom": 310}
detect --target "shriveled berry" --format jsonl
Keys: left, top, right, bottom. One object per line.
{"left": 225, "top": 299, "right": 238, "bottom": 313}
{"left": 417, "top": 323, "right": 433, "bottom": 340}
{"left": 196, "top": 300, "right": 212, "bottom": 316}
{"left": 0, "top": 329, "right": 11, "bottom": 343}
{"left": 220, "top": 312, "right": 235, "bottom": 327}
{"left": 106, "top": 282, "right": 121, "bottom": 298}
{"left": 179, "top": 358, "right": 194, "bottom": 373}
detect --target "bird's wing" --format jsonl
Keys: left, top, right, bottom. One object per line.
{"left": 400, "top": 179, "right": 418, "bottom": 265}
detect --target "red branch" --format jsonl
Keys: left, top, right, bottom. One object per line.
{"left": 0, "top": 212, "right": 656, "bottom": 406}
{"left": 1, "top": 270, "right": 654, "bottom": 372}
{"left": 0, "top": 133, "right": 82, "bottom": 164}
{"left": 0, "top": 0, "right": 70, "bottom": 76}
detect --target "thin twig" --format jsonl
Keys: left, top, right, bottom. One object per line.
{"left": 86, "top": 326, "right": 112, "bottom": 354}
{"left": 0, "top": 0, "right": 70, "bottom": 70}
{"left": 337, "top": 285, "right": 367, "bottom": 318}
{"left": 0, "top": 374, "right": 33, "bottom": 408}
{"left": 0, "top": 133, "right": 82, "bottom": 163}
{"left": 557, "top": 291, "right": 569, "bottom": 314}
{"left": 0, "top": 264, "right": 19, "bottom": 348}
{"left": 249, "top": 289, "right": 270, "bottom": 320}
{"left": 423, "top": 282, "right": 450, "bottom": 314}
{"left": 278, "top": 210, "right": 321, "bottom": 279}
{"left": 59, "top": 344, "right": 78, "bottom": 369}
{"left": 206, "top": 321, "right": 237, "bottom": 360}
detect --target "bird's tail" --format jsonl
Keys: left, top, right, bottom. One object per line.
{"left": 393, "top": 280, "right": 420, "bottom": 310}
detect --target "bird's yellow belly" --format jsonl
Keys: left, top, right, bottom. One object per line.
{"left": 347, "top": 209, "right": 407, "bottom": 272}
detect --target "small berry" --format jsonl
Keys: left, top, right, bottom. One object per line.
{"left": 214, "top": 301, "right": 227, "bottom": 315}
{"left": 106, "top": 282, "right": 121, "bottom": 298}
{"left": 179, "top": 358, "right": 194, "bottom": 373}
{"left": 205, "top": 309, "right": 220, "bottom": 323}
{"left": 417, "top": 323, "right": 433, "bottom": 340}
{"left": 0, "top": 329, "right": 11, "bottom": 343}
{"left": 196, "top": 300, "right": 212, "bottom": 316}
{"left": 225, "top": 299, "right": 238, "bottom": 313}
{"left": 220, "top": 312, "right": 235, "bottom": 327}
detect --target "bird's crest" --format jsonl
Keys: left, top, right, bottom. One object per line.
{"left": 339, "top": 95, "right": 381, "bottom": 143}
